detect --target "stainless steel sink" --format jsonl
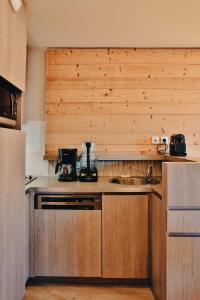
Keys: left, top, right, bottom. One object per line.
{"left": 109, "top": 176, "right": 160, "bottom": 185}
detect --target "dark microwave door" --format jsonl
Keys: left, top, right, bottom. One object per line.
{"left": 0, "top": 87, "right": 17, "bottom": 120}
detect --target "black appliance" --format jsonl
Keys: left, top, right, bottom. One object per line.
{"left": 0, "top": 76, "right": 19, "bottom": 127}
{"left": 55, "top": 149, "right": 77, "bottom": 182}
{"left": 79, "top": 142, "right": 98, "bottom": 182}
{"left": 170, "top": 134, "right": 187, "bottom": 156}
{"left": 35, "top": 194, "right": 102, "bottom": 210}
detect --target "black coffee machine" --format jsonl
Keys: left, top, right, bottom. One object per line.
{"left": 170, "top": 134, "right": 187, "bottom": 156}
{"left": 55, "top": 149, "right": 77, "bottom": 181}
{"left": 79, "top": 142, "right": 98, "bottom": 182}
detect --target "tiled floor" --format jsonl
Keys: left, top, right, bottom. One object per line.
{"left": 24, "top": 284, "right": 154, "bottom": 300}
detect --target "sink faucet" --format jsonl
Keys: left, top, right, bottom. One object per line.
{"left": 129, "top": 164, "right": 153, "bottom": 180}
{"left": 146, "top": 164, "right": 153, "bottom": 182}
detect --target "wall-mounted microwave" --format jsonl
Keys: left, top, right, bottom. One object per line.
{"left": 0, "top": 76, "right": 20, "bottom": 128}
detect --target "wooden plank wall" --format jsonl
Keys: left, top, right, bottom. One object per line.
{"left": 45, "top": 48, "right": 200, "bottom": 157}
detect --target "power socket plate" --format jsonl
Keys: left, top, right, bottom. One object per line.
{"left": 152, "top": 136, "right": 160, "bottom": 144}
{"left": 161, "top": 136, "right": 169, "bottom": 144}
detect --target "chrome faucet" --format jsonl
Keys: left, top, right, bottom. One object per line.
{"left": 128, "top": 164, "right": 153, "bottom": 180}
{"left": 146, "top": 164, "right": 153, "bottom": 182}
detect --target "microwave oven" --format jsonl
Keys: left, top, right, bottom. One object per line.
{"left": 0, "top": 77, "right": 18, "bottom": 127}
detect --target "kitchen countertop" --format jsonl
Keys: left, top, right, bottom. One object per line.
{"left": 25, "top": 155, "right": 200, "bottom": 197}
{"left": 26, "top": 176, "right": 162, "bottom": 196}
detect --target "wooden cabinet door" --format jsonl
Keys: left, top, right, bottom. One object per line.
{"left": 34, "top": 210, "right": 101, "bottom": 277}
{"left": 0, "top": 129, "right": 26, "bottom": 300}
{"left": 102, "top": 194, "right": 149, "bottom": 278}
{"left": 167, "top": 237, "right": 200, "bottom": 300}
{"left": 151, "top": 193, "right": 166, "bottom": 300}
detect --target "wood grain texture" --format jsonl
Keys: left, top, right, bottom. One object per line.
{"left": 46, "top": 88, "right": 200, "bottom": 103}
{"left": 167, "top": 237, "right": 200, "bottom": 300}
{"left": 34, "top": 210, "right": 101, "bottom": 277}
{"left": 0, "top": 128, "right": 26, "bottom": 300}
{"left": 45, "top": 48, "right": 200, "bottom": 157}
{"left": 150, "top": 193, "right": 167, "bottom": 300}
{"left": 162, "top": 162, "right": 200, "bottom": 207}
{"left": 24, "top": 284, "right": 155, "bottom": 300}
{"left": 47, "top": 48, "right": 200, "bottom": 65}
{"left": 27, "top": 192, "right": 35, "bottom": 278}
{"left": 102, "top": 195, "right": 149, "bottom": 279}
{"left": 168, "top": 210, "right": 200, "bottom": 233}
{"left": 0, "top": 0, "right": 27, "bottom": 91}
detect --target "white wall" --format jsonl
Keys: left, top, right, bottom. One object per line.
{"left": 23, "top": 47, "right": 49, "bottom": 175}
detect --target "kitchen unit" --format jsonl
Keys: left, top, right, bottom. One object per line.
{"left": 24, "top": 155, "right": 200, "bottom": 300}
{"left": 1, "top": 0, "right": 200, "bottom": 299}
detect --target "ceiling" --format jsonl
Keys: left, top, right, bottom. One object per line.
{"left": 26, "top": 0, "right": 200, "bottom": 48}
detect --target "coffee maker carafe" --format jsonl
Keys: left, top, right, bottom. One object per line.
{"left": 55, "top": 149, "right": 77, "bottom": 181}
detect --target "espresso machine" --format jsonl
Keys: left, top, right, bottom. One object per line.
{"left": 170, "top": 134, "right": 187, "bottom": 156}
{"left": 55, "top": 149, "right": 77, "bottom": 181}
{"left": 79, "top": 141, "right": 98, "bottom": 182}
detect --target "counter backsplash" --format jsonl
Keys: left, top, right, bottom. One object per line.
{"left": 48, "top": 160, "right": 162, "bottom": 177}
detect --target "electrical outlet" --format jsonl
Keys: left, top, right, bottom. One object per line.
{"left": 152, "top": 136, "right": 160, "bottom": 144}
{"left": 161, "top": 136, "right": 169, "bottom": 144}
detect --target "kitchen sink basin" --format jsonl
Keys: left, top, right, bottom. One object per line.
{"left": 109, "top": 176, "right": 160, "bottom": 185}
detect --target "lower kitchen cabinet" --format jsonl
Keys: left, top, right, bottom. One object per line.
{"left": 102, "top": 194, "right": 149, "bottom": 278}
{"left": 167, "top": 237, "right": 200, "bottom": 300}
{"left": 34, "top": 210, "right": 101, "bottom": 277}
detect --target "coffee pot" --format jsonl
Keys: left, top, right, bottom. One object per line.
{"left": 55, "top": 149, "right": 77, "bottom": 181}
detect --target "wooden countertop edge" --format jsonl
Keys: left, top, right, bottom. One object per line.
{"left": 25, "top": 176, "right": 162, "bottom": 197}
{"left": 44, "top": 152, "right": 200, "bottom": 162}
{"left": 43, "top": 152, "right": 165, "bottom": 161}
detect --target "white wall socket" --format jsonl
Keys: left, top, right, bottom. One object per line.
{"left": 161, "top": 136, "right": 169, "bottom": 144}
{"left": 152, "top": 136, "right": 160, "bottom": 144}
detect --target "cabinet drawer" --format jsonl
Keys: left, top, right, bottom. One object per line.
{"left": 167, "top": 237, "right": 200, "bottom": 300}
{"left": 168, "top": 210, "right": 200, "bottom": 233}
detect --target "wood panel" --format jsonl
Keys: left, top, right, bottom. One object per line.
{"left": 46, "top": 133, "right": 200, "bottom": 146}
{"left": 47, "top": 77, "right": 200, "bottom": 90}
{"left": 102, "top": 195, "right": 149, "bottom": 278}
{"left": 0, "top": 0, "right": 27, "bottom": 91}
{"left": 168, "top": 210, "right": 200, "bottom": 233}
{"left": 47, "top": 63, "right": 200, "bottom": 79}
{"left": 46, "top": 89, "right": 200, "bottom": 103}
{"left": 0, "top": 128, "right": 26, "bottom": 300}
{"left": 167, "top": 237, "right": 200, "bottom": 300}
{"left": 150, "top": 193, "right": 167, "bottom": 300}
{"left": 45, "top": 48, "right": 200, "bottom": 157}
{"left": 47, "top": 48, "right": 200, "bottom": 65}
{"left": 162, "top": 162, "right": 200, "bottom": 207}
{"left": 46, "top": 102, "right": 200, "bottom": 115}
{"left": 46, "top": 115, "right": 200, "bottom": 133}
{"left": 28, "top": 192, "right": 35, "bottom": 277}
{"left": 24, "top": 284, "right": 155, "bottom": 300}
{"left": 34, "top": 210, "right": 101, "bottom": 277}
